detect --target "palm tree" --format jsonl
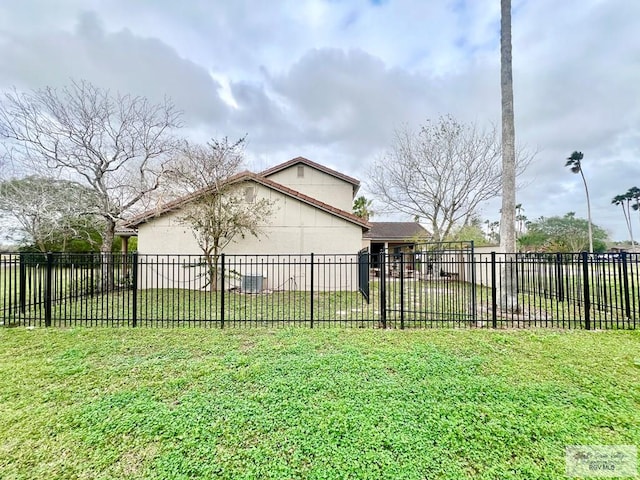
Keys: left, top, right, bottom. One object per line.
{"left": 499, "top": 0, "right": 519, "bottom": 312}
{"left": 352, "top": 195, "right": 373, "bottom": 221}
{"left": 628, "top": 186, "right": 640, "bottom": 233}
{"left": 515, "top": 203, "right": 527, "bottom": 238}
{"left": 500, "top": 0, "right": 516, "bottom": 254}
{"left": 565, "top": 151, "right": 593, "bottom": 252}
{"left": 612, "top": 193, "right": 634, "bottom": 246}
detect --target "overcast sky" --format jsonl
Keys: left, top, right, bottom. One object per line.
{"left": 0, "top": 0, "right": 638, "bottom": 241}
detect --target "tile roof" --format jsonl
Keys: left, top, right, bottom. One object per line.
{"left": 363, "top": 222, "right": 430, "bottom": 241}
{"left": 261, "top": 156, "right": 361, "bottom": 195}
{"left": 124, "top": 170, "right": 370, "bottom": 230}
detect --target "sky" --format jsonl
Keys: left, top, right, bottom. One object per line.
{"left": 0, "top": 0, "right": 638, "bottom": 241}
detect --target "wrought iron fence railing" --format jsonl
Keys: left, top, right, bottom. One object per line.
{"left": 1, "top": 249, "right": 637, "bottom": 329}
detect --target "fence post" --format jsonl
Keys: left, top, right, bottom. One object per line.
{"left": 555, "top": 253, "right": 564, "bottom": 302}
{"left": 621, "top": 252, "right": 631, "bottom": 320}
{"left": 400, "top": 252, "right": 405, "bottom": 330}
{"left": 379, "top": 251, "right": 387, "bottom": 328}
{"left": 19, "top": 253, "right": 26, "bottom": 314}
{"left": 310, "top": 253, "right": 314, "bottom": 328}
{"left": 220, "top": 254, "right": 225, "bottom": 329}
{"left": 470, "top": 240, "right": 478, "bottom": 325}
{"left": 131, "top": 253, "right": 138, "bottom": 328}
{"left": 45, "top": 252, "right": 53, "bottom": 327}
{"left": 491, "top": 252, "right": 497, "bottom": 328}
{"left": 581, "top": 251, "right": 591, "bottom": 330}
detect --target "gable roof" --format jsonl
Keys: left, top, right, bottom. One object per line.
{"left": 125, "top": 171, "right": 370, "bottom": 230}
{"left": 363, "top": 222, "right": 430, "bottom": 241}
{"left": 261, "top": 156, "right": 361, "bottom": 196}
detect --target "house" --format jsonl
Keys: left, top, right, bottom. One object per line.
{"left": 123, "top": 157, "right": 370, "bottom": 291}
{"left": 126, "top": 157, "right": 369, "bottom": 256}
{"left": 362, "top": 222, "right": 430, "bottom": 277}
{"left": 608, "top": 244, "right": 640, "bottom": 254}
{"left": 123, "top": 157, "right": 436, "bottom": 290}
{"left": 362, "top": 222, "right": 430, "bottom": 254}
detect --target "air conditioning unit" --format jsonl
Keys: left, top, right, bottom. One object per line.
{"left": 242, "top": 275, "right": 265, "bottom": 293}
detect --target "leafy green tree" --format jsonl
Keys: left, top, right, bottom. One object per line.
{"left": 352, "top": 196, "right": 373, "bottom": 221}
{"left": 565, "top": 151, "right": 594, "bottom": 252}
{"left": 518, "top": 212, "right": 608, "bottom": 253}
{"left": 515, "top": 203, "right": 528, "bottom": 238}
{"left": 446, "top": 224, "right": 491, "bottom": 246}
{"left": 484, "top": 220, "right": 500, "bottom": 244}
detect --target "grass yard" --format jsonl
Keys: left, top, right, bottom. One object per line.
{"left": 1, "top": 328, "right": 639, "bottom": 479}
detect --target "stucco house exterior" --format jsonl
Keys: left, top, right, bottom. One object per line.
{"left": 122, "top": 157, "right": 437, "bottom": 291}
{"left": 126, "top": 157, "right": 370, "bottom": 256}
{"left": 123, "top": 157, "right": 371, "bottom": 291}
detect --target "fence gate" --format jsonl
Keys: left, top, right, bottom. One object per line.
{"left": 378, "top": 241, "right": 476, "bottom": 328}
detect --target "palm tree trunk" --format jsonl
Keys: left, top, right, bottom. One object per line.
{"left": 579, "top": 170, "right": 594, "bottom": 252}
{"left": 618, "top": 203, "right": 633, "bottom": 246}
{"left": 636, "top": 198, "right": 640, "bottom": 246}
{"left": 499, "top": 0, "right": 519, "bottom": 312}
{"left": 626, "top": 200, "right": 635, "bottom": 246}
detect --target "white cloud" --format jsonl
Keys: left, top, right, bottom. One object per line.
{"left": 0, "top": 0, "right": 638, "bottom": 241}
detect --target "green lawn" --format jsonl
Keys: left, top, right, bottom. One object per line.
{"left": 1, "top": 328, "right": 638, "bottom": 479}
{"left": 5, "top": 282, "right": 637, "bottom": 329}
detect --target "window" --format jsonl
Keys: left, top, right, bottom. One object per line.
{"left": 297, "top": 165, "right": 304, "bottom": 178}
{"left": 244, "top": 186, "right": 255, "bottom": 203}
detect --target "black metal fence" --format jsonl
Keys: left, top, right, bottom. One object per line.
{"left": 1, "top": 248, "right": 638, "bottom": 329}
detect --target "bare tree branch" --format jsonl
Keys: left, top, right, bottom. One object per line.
{"left": 162, "top": 137, "right": 275, "bottom": 291}
{"left": 369, "top": 115, "right": 531, "bottom": 242}
{"left": 0, "top": 80, "right": 183, "bottom": 252}
{"left": 0, "top": 176, "right": 102, "bottom": 251}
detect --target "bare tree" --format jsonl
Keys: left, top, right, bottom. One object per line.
{"left": 0, "top": 176, "right": 101, "bottom": 251}
{"left": 370, "top": 115, "right": 529, "bottom": 242}
{"left": 164, "top": 137, "right": 275, "bottom": 290}
{"left": 0, "top": 80, "right": 182, "bottom": 253}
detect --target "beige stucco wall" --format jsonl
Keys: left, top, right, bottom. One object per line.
{"left": 136, "top": 181, "right": 363, "bottom": 256}
{"left": 134, "top": 181, "right": 364, "bottom": 291}
{"left": 264, "top": 165, "right": 354, "bottom": 211}
{"left": 467, "top": 246, "right": 503, "bottom": 286}
{"left": 136, "top": 253, "right": 361, "bottom": 292}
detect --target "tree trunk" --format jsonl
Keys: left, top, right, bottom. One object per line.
{"left": 207, "top": 242, "right": 221, "bottom": 292}
{"left": 207, "top": 254, "right": 219, "bottom": 292}
{"left": 101, "top": 219, "right": 116, "bottom": 291}
{"left": 636, "top": 199, "right": 640, "bottom": 245}
{"left": 499, "top": 0, "right": 519, "bottom": 312}
{"left": 626, "top": 201, "right": 634, "bottom": 247}
{"left": 579, "top": 170, "right": 594, "bottom": 252}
